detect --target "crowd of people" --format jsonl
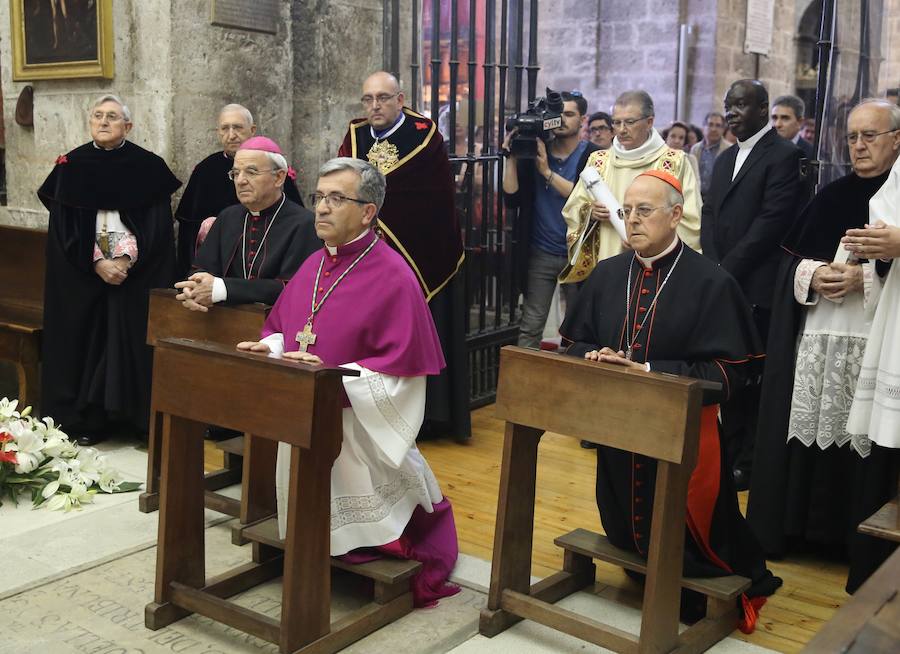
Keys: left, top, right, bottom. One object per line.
{"left": 35, "top": 72, "right": 899, "bottom": 625}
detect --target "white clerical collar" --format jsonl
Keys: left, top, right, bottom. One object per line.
{"left": 791, "top": 132, "right": 801, "bottom": 144}
{"left": 326, "top": 228, "right": 371, "bottom": 255}
{"left": 92, "top": 139, "right": 127, "bottom": 150}
{"left": 635, "top": 235, "right": 680, "bottom": 268}
{"left": 737, "top": 123, "right": 771, "bottom": 151}
{"left": 612, "top": 129, "right": 665, "bottom": 160}
{"left": 371, "top": 112, "right": 406, "bottom": 141}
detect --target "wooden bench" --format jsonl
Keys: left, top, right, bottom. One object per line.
{"left": 801, "top": 545, "right": 900, "bottom": 652}
{"left": 145, "top": 338, "right": 419, "bottom": 653}
{"left": 140, "top": 288, "right": 270, "bottom": 527}
{"left": 480, "top": 346, "right": 746, "bottom": 653}
{"left": 0, "top": 226, "right": 46, "bottom": 412}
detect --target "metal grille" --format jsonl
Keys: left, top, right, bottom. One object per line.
{"left": 409, "top": 0, "right": 539, "bottom": 406}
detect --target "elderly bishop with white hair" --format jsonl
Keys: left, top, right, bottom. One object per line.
{"left": 237, "top": 158, "right": 459, "bottom": 607}
{"left": 560, "top": 170, "right": 780, "bottom": 628}
{"left": 174, "top": 136, "right": 320, "bottom": 311}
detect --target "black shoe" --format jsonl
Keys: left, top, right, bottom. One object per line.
{"left": 580, "top": 440, "right": 597, "bottom": 449}
{"left": 733, "top": 467, "right": 751, "bottom": 492}
{"left": 76, "top": 433, "right": 106, "bottom": 446}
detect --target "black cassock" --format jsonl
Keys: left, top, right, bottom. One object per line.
{"left": 747, "top": 171, "right": 899, "bottom": 593}
{"left": 191, "top": 196, "right": 320, "bottom": 305}
{"left": 339, "top": 109, "right": 469, "bottom": 440}
{"left": 560, "top": 242, "right": 781, "bottom": 624}
{"left": 37, "top": 141, "right": 181, "bottom": 434}
{"left": 175, "top": 151, "right": 303, "bottom": 278}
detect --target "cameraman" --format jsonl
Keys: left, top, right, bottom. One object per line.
{"left": 503, "top": 92, "right": 599, "bottom": 349}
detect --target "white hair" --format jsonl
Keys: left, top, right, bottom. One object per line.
{"left": 265, "top": 151, "right": 288, "bottom": 172}
{"left": 219, "top": 103, "right": 254, "bottom": 126}
{"left": 91, "top": 94, "right": 131, "bottom": 122}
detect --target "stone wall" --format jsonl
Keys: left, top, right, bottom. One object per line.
{"left": 291, "top": 0, "right": 411, "bottom": 199}
{"left": 0, "top": 1, "right": 296, "bottom": 230}
{"left": 0, "top": 1, "right": 173, "bottom": 228}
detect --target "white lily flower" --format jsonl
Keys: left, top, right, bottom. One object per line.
{"left": 46, "top": 479, "right": 95, "bottom": 512}
{"left": 0, "top": 397, "right": 20, "bottom": 420}
{"left": 75, "top": 448, "right": 103, "bottom": 484}
{"left": 9, "top": 424, "right": 45, "bottom": 474}
{"left": 98, "top": 467, "right": 123, "bottom": 493}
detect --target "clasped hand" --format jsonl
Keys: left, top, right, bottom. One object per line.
{"left": 584, "top": 347, "right": 646, "bottom": 370}
{"left": 235, "top": 341, "right": 323, "bottom": 365}
{"left": 810, "top": 262, "right": 863, "bottom": 300}
{"left": 174, "top": 272, "right": 215, "bottom": 312}
{"left": 94, "top": 256, "right": 131, "bottom": 285}
{"left": 842, "top": 220, "right": 900, "bottom": 260}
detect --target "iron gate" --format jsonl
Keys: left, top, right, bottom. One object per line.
{"left": 384, "top": 0, "right": 540, "bottom": 407}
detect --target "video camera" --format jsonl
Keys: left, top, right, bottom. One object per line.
{"left": 504, "top": 88, "right": 564, "bottom": 159}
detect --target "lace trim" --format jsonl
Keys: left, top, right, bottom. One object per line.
{"left": 794, "top": 259, "right": 826, "bottom": 305}
{"left": 787, "top": 332, "right": 872, "bottom": 457}
{"left": 365, "top": 373, "right": 417, "bottom": 447}
{"left": 330, "top": 472, "right": 427, "bottom": 530}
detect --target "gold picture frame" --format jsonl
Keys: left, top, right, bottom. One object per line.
{"left": 10, "top": 0, "right": 114, "bottom": 81}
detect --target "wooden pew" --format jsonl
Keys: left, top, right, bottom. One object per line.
{"left": 139, "top": 289, "right": 269, "bottom": 525}
{"left": 145, "top": 338, "right": 420, "bottom": 653}
{"left": 0, "top": 226, "right": 46, "bottom": 413}
{"left": 480, "top": 346, "right": 749, "bottom": 653}
{"left": 800, "top": 546, "right": 900, "bottom": 652}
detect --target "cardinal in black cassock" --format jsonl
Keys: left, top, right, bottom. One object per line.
{"left": 175, "top": 133, "right": 302, "bottom": 279}
{"left": 560, "top": 171, "right": 781, "bottom": 627}
{"left": 747, "top": 159, "right": 899, "bottom": 593}
{"left": 186, "top": 136, "right": 321, "bottom": 307}
{"left": 38, "top": 128, "right": 181, "bottom": 443}
{"left": 339, "top": 72, "right": 468, "bottom": 440}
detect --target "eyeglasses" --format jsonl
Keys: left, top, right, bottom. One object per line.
{"left": 617, "top": 205, "right": 668, "bottom": 220}
{"left": 361, "top": 93, "right": 399, "bottom": 107}
{"left": 611, "top": 116, "right": 649, "bottom": 129}
{"left": 846, "top": 128, "right": 899, "bottom": 145}
{"left": 308, "top": 192, "right": 371, "bottom": 209}
{"left": 589, "top": 125, "right": 612, "bottom": 134}
{"left": 91, "top": 112, "right": 125, "bottom": 122}
{"left": 227, "top": 167, "right": 276, "bottom": 181}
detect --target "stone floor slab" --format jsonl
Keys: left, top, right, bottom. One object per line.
{"left": 0, "top": 522, "right": 484, "bottom": 654}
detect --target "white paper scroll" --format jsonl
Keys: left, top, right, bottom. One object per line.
{"left": 579, "top": 166, "right": 627, "bottom": 242}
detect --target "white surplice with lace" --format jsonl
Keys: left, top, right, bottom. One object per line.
{"left": 261, "top": 334, "right": 444, "bottom": 556}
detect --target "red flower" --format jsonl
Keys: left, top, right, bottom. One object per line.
{"left": 55, "top": 154, "right": 68, "bottom": 165}
{"left": 0, "top": 450, "right": 17, "bottom": 465}
{"left": 415, "top": 121, "right": 429, "bottom": 131}
{"left": 0, "top": 431, "right": 12, "bottom": 443}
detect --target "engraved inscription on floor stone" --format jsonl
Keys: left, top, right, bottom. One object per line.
{"left": 210, "top": 0, "right": 278, "bottom": 34}
{"left": 0, "top": 522, "right": 484, "bottom": 654}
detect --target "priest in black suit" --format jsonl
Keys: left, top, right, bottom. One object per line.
{"left": 175, "top": 136, "right": 320, "bottom": 311}
{"left": 561, "top": 170, "right": 781, "bottom": 628}
{"left": 38, "top": 94, "right": 181, "bottom": 445}
{"left": 700, "top": 79, "right": 803, "bottom": 489}
{"left": 174, "top": 104, "right": 303, "bottom": 278}
{"left": 339, "top": 71, "right": 469, "bottom": 441}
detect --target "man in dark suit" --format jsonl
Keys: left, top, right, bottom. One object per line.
{"left": 771, "top": 95, "right": 814, "bottom": 159}
{"left": 700, "top": 79, "right": 803, "bottom": 490}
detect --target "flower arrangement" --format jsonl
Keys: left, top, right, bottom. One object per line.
{"left": 0, "top": 398, "right": 141, "bottom": 511}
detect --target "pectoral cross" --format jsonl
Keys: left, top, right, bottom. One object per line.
{"left": 295, "top": 322, "right": 317, "bottom": 352}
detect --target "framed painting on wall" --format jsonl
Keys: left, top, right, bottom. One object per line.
{"left": 10, "top": 0, "right": 114, "bottom": 80}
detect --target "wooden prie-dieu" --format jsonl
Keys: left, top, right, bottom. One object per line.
{"left": 139, "top": 288, "right": 269, "bottom": 535}
{"left": 480, "top": 346, "right": 752, "bottom": 653}
{"left": 145, "top": 338, "right": 421, "bottom": 653}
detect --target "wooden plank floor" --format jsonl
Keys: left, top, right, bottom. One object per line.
{"left": 203, "top": 404, "right": 849, "bottom": 654}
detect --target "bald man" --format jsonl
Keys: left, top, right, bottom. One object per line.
{"left": 339, "top": 71, "right": 469, "bottom": 440}
{"left": 175, "top": 104, "right": 303, "bottom": 277}
{"left": 561, "top": 171, "right": 781, "bottom": 625}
